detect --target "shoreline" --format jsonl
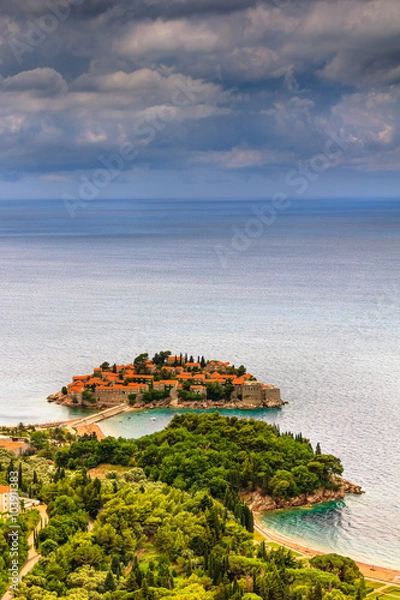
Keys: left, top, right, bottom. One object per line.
{"left": 72, "top": 408, "right": 399, "bottom": 583}
{"left": 18, "top": 402, "right": 282, "bottom": 431}
{"left": 254, "top": 515, "right": 400, "bottom": 584}
{"left": 4, "top": 406, "right": 399, "bottom": 583}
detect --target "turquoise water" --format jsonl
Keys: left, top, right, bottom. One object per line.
{"left": 1, "top": 199, "right": 399, "bottom": 568}
{"left": 101, "top": 405, "right": 400, "bottom": 569}
{"left": 261, "top": 498, "right": 400, "bottom": 569}
{"left": 100, "top": 407, "right": 279, "bottom": 439}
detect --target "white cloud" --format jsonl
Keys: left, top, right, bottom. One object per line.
{"left": 1, "top": 68, "right": 67, "bottom": 95}
{"left": 332, "top": 89, "right": 398, "bottom": 146}
{"left": 114, "top": 18, "right": 224, "bottom": 57}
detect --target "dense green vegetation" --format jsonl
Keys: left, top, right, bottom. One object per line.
{"left": 135, "top": 413, "right": 343, "bottom": 500}
{"left": 55, "top": 413, "right": 343, "bottom": 502}
{"left": 1, "top": 415, "right": 363, "bottom": 600}
{"left": 15, "top": 469, "right": 365, "bottom": 600}
{"left": 0, "top": 512, "right": 36, "bottom": 597}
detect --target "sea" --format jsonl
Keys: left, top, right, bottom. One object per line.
{"left": 0, "top": 198, "right": 399, "bottom": 569}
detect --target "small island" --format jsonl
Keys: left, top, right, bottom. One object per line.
{"left": 48, "top": 351, "right": 285, "bottom": 411}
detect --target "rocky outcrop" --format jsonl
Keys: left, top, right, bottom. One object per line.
{"left": 242, "top": 478, "right": 364, "bottom": 512}
{"left": 262, "top": 397, "right": 288, "bottom": 409}
{"left": 47, "top": 391, "right": 67, "bottom": 403}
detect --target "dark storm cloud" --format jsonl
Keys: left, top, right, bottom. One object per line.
{"left": 0, "top": 0, "right": 400, "bottom": 184}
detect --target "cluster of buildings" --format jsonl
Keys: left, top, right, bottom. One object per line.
{"left": 61, "top": 354, "right": 282, "bottom": 409}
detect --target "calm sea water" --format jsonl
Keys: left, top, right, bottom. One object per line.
{"left": 0, "top": 198, "right": 399, "bottom": 568}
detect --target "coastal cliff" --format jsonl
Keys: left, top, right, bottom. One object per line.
{"left": 242, "top": 478, "right": 364, "bottom": 512}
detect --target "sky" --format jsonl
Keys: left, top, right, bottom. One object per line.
{"left": 0, "top": 0, "right": 399, "bottom": 200}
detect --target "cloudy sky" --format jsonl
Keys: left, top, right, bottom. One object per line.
{"left": 1, "top": 0, "right": 399, "bottom": 199}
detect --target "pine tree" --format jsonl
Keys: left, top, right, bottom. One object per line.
{"left": 316, "top": 442, "right": 322, "bottom": 454}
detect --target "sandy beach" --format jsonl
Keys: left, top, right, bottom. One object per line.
{"left": 73, "top": 423, "right": 106, "bottom": 440}
{"left": 254, "top": 515, "right": 400, "bottom": 584}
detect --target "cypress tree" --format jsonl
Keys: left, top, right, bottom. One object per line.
{"left": 252, "top": 569, "right": 258, "bottom": 594}
{"left": 111, "top": 555, "right": 121, "bottom": 578}
{"left": 104, "top": 570, "right": 116, "bottom": 592}
{"left": 260, "top": 540, "right": 267, "bottom": 562}
{"left": 18, "top": 462, "right": 23, "bottom": 491}
{"left": 7, "top": 459, "right": 15, "bottom": 480}
{"left": 125, "top": 570, "right": 138, "bottom": 592}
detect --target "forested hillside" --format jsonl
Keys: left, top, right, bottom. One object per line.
{"left": 56, "top": 412, "right": 343, "bottom": 502}
{"left": 3, "top": 414, "right": 364, "bottom": 600}
{"left": 15, "top": 470, "right": 365, "bottom": 600}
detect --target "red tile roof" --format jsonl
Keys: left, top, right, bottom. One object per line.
{"left": 0, "top": 441, "right": 27, "bottom": 452}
